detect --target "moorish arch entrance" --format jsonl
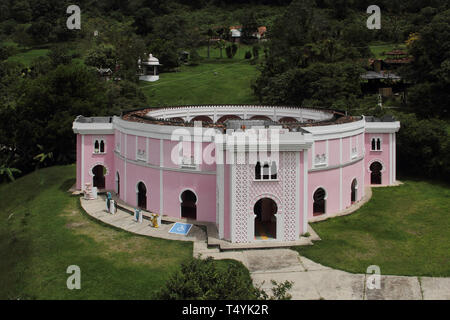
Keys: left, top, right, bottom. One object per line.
{"left": 92, "top": 165, "right": 106, "bottom": 189}
{"left": 370, "top": 161, "right": 382, "bottom": 185}
{"left": 253, "top": 198, "right": 277, "bottom": 240}
{"left": 116, "top": 172, "right": 120, "bottom": 195}
{"left": 351, "top": 179, "right": 357, "bottom": 203}
{"left": 137, "top": 182, "right": 147, "bottom": 210}
{"left": 180, "top": 189, "right": 197, "bottom": 220}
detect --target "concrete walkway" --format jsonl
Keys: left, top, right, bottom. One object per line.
{"left": 201, "top": 248, "right": 450, "bottom": 300}
{"left": 80, "top": 195, "right": 450, "bottom": 300}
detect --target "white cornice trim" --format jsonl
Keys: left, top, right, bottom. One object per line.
{"left": 114, "top": 151, "right": 216, "bottom": 175}
{"left": 72, "top": 122, "right": 114, "bottom": 134}
{"left": 309, "top": 155, "right": 364, "bottom": 172}
{"left": 365, "top": 121, "right": 400, "bottom": 133}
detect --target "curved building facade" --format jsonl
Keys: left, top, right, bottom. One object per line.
{"left": 73, "top": 105, "right": 400, "bottom": 243}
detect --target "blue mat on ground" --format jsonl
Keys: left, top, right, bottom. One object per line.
{"left": 168, "top": 222, "right": 193, "bottom": 236}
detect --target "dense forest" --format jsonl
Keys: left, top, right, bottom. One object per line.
{"left": 0, "top": 0, "right": 449, "bottom": 182}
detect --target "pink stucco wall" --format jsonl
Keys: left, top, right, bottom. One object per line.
{"left": 75, "top": 118, "right": 397, "bottom": 243}
{"left": 224, "top": 160, "right": 231, "bottom": 240}
{"left": 364, "top": 133, "right": 391, "bottom": 185}
{"left": 307, "top": 133, "right": 366, "bottom": 218}
{"left": 76, "top": 134, "right": 82, "bottom": 189}
{"left": 111, "top": 138, "right": 217, "bottom": 223}
{"left": 78, "top": 134, "right": 115, "bottom": 190}
{"left": 162, "top": 170, "right": 216, "bottom": 222}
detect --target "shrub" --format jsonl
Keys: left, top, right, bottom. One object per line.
{"left": 154, "top": 257, "right": 293, "bottom": 300}
{"left": 245, "top": 50, "right": 252, "bottom": 59}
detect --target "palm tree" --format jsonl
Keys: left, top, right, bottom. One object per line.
{"left": 215, "top": 39, "right": 226, "bottom": 59}
{"left": 33, "top": 144, "right": 53, "bottom": 170}
{"left": 0, "top": 165, "right": 21, "bottom": 182}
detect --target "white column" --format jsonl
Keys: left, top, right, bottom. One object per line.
{"left": 160, "top": 139, "right": 164, "bottom": 216}
{"left": 135, "top": 136, "right": 138, "bottom": 160}
{"left": 230, "top": 158, "right": 236, "bottom": 243}
{"left": 275, "top": 213, "right": 284, "bottom": 241}
{"left": 303, "top": 149, "right": 308, "bottom": 234}
{"left": 81, "top": 135, "right": 85, "bottom": 188}
{"left": 295, "top": 151, "right": 300, "bottom": 238}
{"left": 217, "top": 145, "right": 225, "bottom": 239}
{"left": 339, "top": 138, "right": 343, "bottom": 211}
{"left": 393, "top": 133, "right": 396, "bottom": 182}
{"left": 389, "top": 133, "right": 393, "bottom": 185}
{"left": 124, "top": 133, "right": 127, "bottom": 202}
{"left": 362, "top": 132, "right": 365, "bottom": 193}
{"left": 146, "top": 137, "right": 149, "bottom": 162}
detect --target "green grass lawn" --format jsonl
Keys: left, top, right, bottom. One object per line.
{"left": 7, "top": 48, "right": 50, "bottom": 66}
{"left": 140, "top": 60, "right": 260, "bottom": 106}
{"left": 295, "top": 180, "right": 450, "bottom": 277}
{"left": 196, "top": 44, "right": 256, "bottom": 60}
{"left": 369, "top": 43, "right": 407, "bottom": 59}
{"left": 0, "top": 165, "right": 251, "bottom": 299}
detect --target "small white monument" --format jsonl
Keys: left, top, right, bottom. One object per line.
{"left": 138, "top": 53, "right": 161, "bottom": 82}
{"left": 109, "top": 200, "right": 117, "bottom": 214}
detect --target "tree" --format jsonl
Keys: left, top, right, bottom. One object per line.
{"left": 402, "top": 9, "right": 450, "bottom": 118}
{"left": 215, "top": 39, "right": 226, "bottom": 59}
{"left": 11, "top": 1, "right": 32, "bottom": 23}
{"left": 241, "top": 11, "right": 259, "bottom": 44}
{"left": 48, "top": 45, "right": 72, "bottom": 67}
{"left": 27, "top": 19, "right": 52, "bottom": 44}
{"left": 225, "top": 45, "right": 236, "bottom": 59}
{"left": 207, "top": 28, "right": 215, "bottom": 59}
{"left": 133, "top": 7, "right": 155, "bottom": 35}
{"left": 0, "top": 165, "right": 21, "bottom": 182}
{"left": 154, "top": 257, "right": 292, "bottom": 300}
{"left": 393, "top": 112, "right": 450, "bottom": 180}
{"left": 252, "top": 44, "right": 260, "bottom": 60}
{"left": 85, "top": 45, "right": 116, "bottom": 69}
{"left": 4, "top": 63, "right": 109, "bottom": 173}
{"left": 147, "top": 39, "right": 179, "bottom": 72}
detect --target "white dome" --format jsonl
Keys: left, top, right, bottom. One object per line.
{"left": 143, "top": 53, "right": 160, "bottom": 65}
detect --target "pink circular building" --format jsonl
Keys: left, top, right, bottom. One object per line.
{"left": 73, "top": 105, "right": 400, "bottom": 243}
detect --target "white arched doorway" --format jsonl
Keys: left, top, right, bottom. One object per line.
{"left": 351, "top": 179, "right": 358, "bottom": 203}
{"left": 180, "top": 189, "right": 197, "bottom": 220}
{"left": 253, "top": 198, "right": 278, "bottom": 240}
{"left": 136, "top": 181, "right": 147, "bottom": 210}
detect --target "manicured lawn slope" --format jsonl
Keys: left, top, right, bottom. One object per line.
{"left": 295, "top": 180, "right": 450, "bottom": 277}
{"left": 139, "top": 61, "right": 259, "bottom": 106}
{"left": 7, "top": 48, "right": 50, "bottom": 66}
{"left": 369, "top": 43, "right": 407, "bottom": 59}
{"left": 0, "top": 165, "right": 197, "bottom": 299}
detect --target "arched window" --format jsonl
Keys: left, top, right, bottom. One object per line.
{"left": 255, "top": 161, "right": 278, "bottom": 180}
{"left": 371, "top": 137, "right": 381, "bottom": 151}
{"left": 116, "top": 172, "right": 120, "bottom": 195}
{"left": 271, "top": 161, "right": 277, "bottom": 180}
{"left": 255, "top": 162, "right": 261, "bottom": 180}
{"left": 94, "top": 140, "right": 100, "bottom": 153}
{"left": 181, "top": 190, "right": 197, "bottom": 220}
{"left": 351, "top": 179, "right": 357, "bottom": 203}
{"left": 262, "top": 162, "right": 270, "bottom": 179}
{"left": 313, "top": 188, "right": 326, "bottom": 216}
{"left": 100, "top": 140, "right": 105, "bottom": 153}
